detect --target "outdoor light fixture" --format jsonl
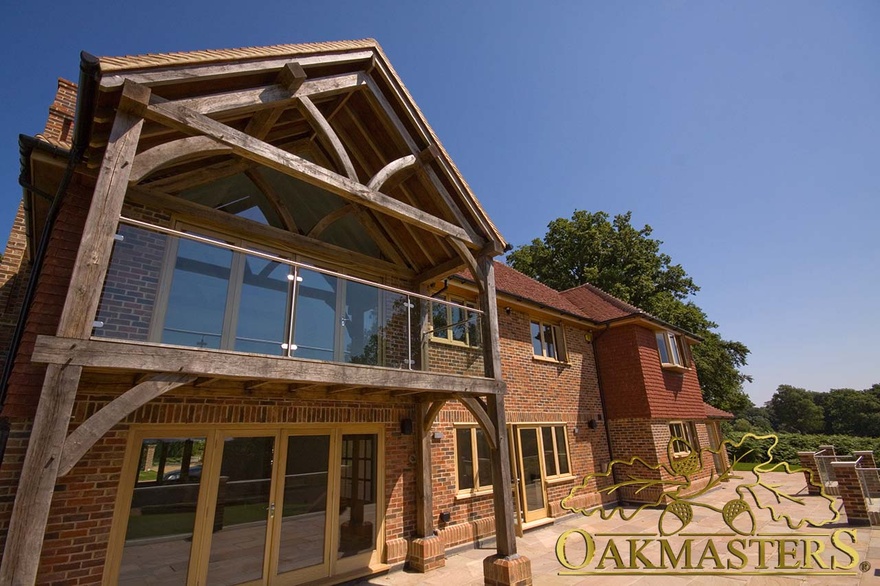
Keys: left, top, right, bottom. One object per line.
{"left": 431, "top": 431, "right": 444, "bottom": 440}
{"left": 400, "top": 418, "right": 414, "bottom": 435}
{"left": 439, "top": 511, "right": 452, "bottom": 523}
{"left": 505, "top": 306, "right": 512, "bottom": 315}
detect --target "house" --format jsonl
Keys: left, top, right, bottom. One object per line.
{"left": 0, "top": 40, "right": 731, "bottom": 586}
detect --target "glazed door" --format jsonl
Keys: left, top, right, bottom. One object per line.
{"left": 514, "top": 427, "right": 549, "bottom": 523}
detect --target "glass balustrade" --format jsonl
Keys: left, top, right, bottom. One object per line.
{"left": 93, "top": 219, "right": 486, "bottom": 376}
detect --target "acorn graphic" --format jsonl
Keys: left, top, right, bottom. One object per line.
{"left": 667, "top": 439, "right": 701, "bottom": 477}
{"left": 722, "top": 498, "right": 756, "bottom": 535}
{"left": 659, "top": 500, "right": 693, "bottom": 536}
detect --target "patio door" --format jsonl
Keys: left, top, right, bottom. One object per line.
{"left": 113, "top": 427, "right": 381, "bottom": 586}
{"left": 513, "top": 427, "right": 549, "bottom": 523}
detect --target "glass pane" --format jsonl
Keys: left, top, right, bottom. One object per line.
{"left": 378, "top": 291, "right": 412, "bottom": 369}
{"left": 656, "top": 332, "right": 671, "bottom": 364}
{"left": 338, "top": 434, "right": 377, "bottom": 559}
{"left": 235, "top": 256, "right": 290, "bottom": 355}
{"left": 668, "top": 334, "right": 682, "bottom": 365}
{"left": 450, "top": 304, "right": 467, "bottom": 343}
{"left": 530, "top": 322, "right": 543, "bottom": 356}
{"left": 555, "top": 427, "right": 570, "bottom": 475}
{"left": 119, "top": 437, "right": 206, "bottom": 586}
{"left": 95, "top": 224, "right": 168, "bottom": 342}
{"left": 277, "top": 435, "right": 330, "bottom": 575}
{"left": 162, "top": 238, "right": 232, "bottom": 349}
{"left": 456, "top": 428, "right": 474, "bottom": 491}
{"left": 476, "top": 429, "right": 493, "bottom": 488}
{"left": 543, "top": 325, "right": 557, "bottom": 359}
{"left": 468, "top": 310, "right": 481, "bottom": 348}
{"left": 344, "top": 281, "right": 380, "bottom": 365}
{"left": 541, "top": 427, "right": 557, "bottom": 477}
{"left": 293, "top": 269, "right": 338, "bottom": 361}
{"left": 432, "top": 302, "right": 448, "bottom": 339}
{"left": 206, "top": 436, "right": 275, "bottom": 586}
{"left": 519, "top": 428, "right": 545, "bottom": 512}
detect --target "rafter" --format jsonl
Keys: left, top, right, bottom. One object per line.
{"left": 299, "top": 95, "right": 359, "bottom": 182}
{"left": 244, "top": 168, "right": 300, "bottom": 234}
{"left": 129, "top": 136, "right": 232, "bottom": 183}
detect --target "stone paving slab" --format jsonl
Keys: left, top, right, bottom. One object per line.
{"left": 357, "top": 473, "right": 879, "bottom": 586}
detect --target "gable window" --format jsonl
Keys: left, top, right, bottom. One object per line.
{"left": 669, "top": 421, "right": 699, "bottom": 457}
{"left": 432, "top": 296, "right": 480, "bottom": 347}
{"left": 656, "top": 331, "right": 689, "bottom": 369}
{"left": 455, "top": 426, "right": 494, "bottom": 493}
{"left": 531, "top": 321, "right": 566, "bottom": 362}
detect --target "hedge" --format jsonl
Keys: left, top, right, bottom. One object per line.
{"left": 725, "top": 431, "right": 880, "bottom": 465}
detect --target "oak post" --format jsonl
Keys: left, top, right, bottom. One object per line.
{"left": 415, "top": 401, "right": 434, "bottom": 537}
{"left": 478, "top": 255, "right": 518, "bottom": 558}
{"left": 0, "top": 84, "right": 148, "bottom": 585}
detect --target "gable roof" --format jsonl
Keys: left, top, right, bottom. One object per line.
{"left": 560, "top": 282, "right": 643, "bottom": 322}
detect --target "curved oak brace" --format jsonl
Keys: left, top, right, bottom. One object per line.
{"left": 457, "top": 396, "right": 497, "bottom": 450}
{"left": 308, "top": 203, "right": 355, "bottom": 238}
{"left": 299, "top": 95, "right": 359, "bottom": 182}
{"left": 367, "top": 154, "right": 417, "bottom": 191}
{"left": 423, "top": 400, "right": 447, "bottom": 434}
{"left": 129, "top": 136, "right": 232, "bottom": 184}
{"left": 57, "top": 373, "right": 196, "bottom": 477}
{"left": 448, "top": 237, "right": 485, "bottom": 294}
{"left": 244, "top": 168, "right": 300, "bottom": 234}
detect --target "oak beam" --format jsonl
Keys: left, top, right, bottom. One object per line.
{"left": 57, "top": 374, "right": 196, "bottom": 477}
{"left": 307, "top": 204, "right": 354, "bottom": 238}
{"left": 0, "top": 364, "right": 83, "bottom": 585}
{"left": 100, "top": 50, "right": 375, "bottom": 89}
{"left": 448, "top": 237, "right": 485, "bottom": 295}
{"left": 57, "top": 81, "right": 150, "bottom": 339}
{"left": 415, "top": 257, "right": 467, "bottom": 286}
{"left": 31, "top": 336, "right": 506, "bottom": 397}
{"left": 129, "top": 136, "right": 231, "bottom": 183}
{"left": 277, "top": 62, "right": 307, "bottom": 93}
{"left": 156, "top": 72, "right": 364, "bottom": 117}
{"left": 141, "top": 98, "right": 483, "bottom": 247}
{"left": 299, "top": 95, "right": 359, "bottom": 182}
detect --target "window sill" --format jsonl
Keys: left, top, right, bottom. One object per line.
{"left": 430, "top": 337, "right": 481, "bottom": 350}
{"left": 546, "top": 474, "right": 576, "bottom": 486}
{"left": 531, "top": 355, "right": 568, "bottom": 366}
{"left": 455, "top": 488, "right": 493, "bottom": 501}
{"left": 660, "top": 363, "right": 688, "bottom": 374}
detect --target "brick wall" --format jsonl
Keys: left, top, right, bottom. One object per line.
{"left": 430, "top": 306, "right": 615, "bottom": 542}
{"left": 633, "top": 326, "right": 706, "bottom": 419}
{"left": 0, "top": 203, "right": 31, "bottom": 382}
{"left": 0, "top": 391, "right": 417, "bottom": 585}
{"left": 2, "top": 179, "right": 93, "bottom": 418}
{"left": 41, "top": 79, "right": 77, "bottom": 147}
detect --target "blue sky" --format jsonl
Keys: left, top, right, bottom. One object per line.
{"left": 0, "top": 1, "right": 877, "bottom": 405}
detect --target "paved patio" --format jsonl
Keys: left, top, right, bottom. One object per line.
{"left": 359, "top": 472, "right": 880, "bottom": 585}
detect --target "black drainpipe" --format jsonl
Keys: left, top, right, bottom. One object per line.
{"left": 0, "top": 53, "right": 100, "bottom": 462}
{"left": 591, "top": 324, "right": 617, "bottom": 485}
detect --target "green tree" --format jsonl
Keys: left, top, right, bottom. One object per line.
{"left": 767, "top": 385, "right": 825, "bottom": 434}
{"left": 507, "top": 210, "right": 752, "bottom": 412}
{"left": 823, "top": 388, "right": 880, "bottom": 437}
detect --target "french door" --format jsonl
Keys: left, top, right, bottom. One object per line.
{"left": 512, "top": 426, "right": 549, "bottom": 523}
{"left": 110, "top": 425, "right": 383, "bottom": 585}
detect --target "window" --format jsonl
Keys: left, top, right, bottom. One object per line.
{"left": 455, "top": 427, "right": 494, "bottom": 492}
{"left": 531, "top": 321, "right": 566, "bottom": 361}
{"left": 540, "top": 425, "right": 571, "bottom": 478}
{"left": 432, "top": 296, "right": 480, "bottom": 347}
{"left": 669, "top": 421, "right": 699, "bottom": 457}
{"left": 656, "top": 331, "right": 689, "bottom": 369}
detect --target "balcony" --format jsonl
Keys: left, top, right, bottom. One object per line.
{"left": 48, "top": 218, "right": 492, "bottom": 392}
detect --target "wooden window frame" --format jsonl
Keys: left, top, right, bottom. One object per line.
{"left": 431, "top": 295, "right": 480, "bottom": 348}
{"left": 655, "top": 330, "right": 690, "bottom": 371}
{"left": 453, "top": 425, "right": 494, "bottom": 495}
{"left": 530, "top": 321, "right": 567, "bottom": 362}
{"left": 540, "top": 424, "right": 572, "bottom": 480}
{"left": 669, "top": 421, "right": 699, "bottom": 457}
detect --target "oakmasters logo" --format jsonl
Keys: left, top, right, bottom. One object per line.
{"left": 555, "top": 433, "right": 863, "bottom": 578}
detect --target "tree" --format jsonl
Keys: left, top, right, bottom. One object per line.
{"left": 767, "top": 385, "right": 825, "bottom": 434}
{"left": 823, "top": 388, "right": 880, "bottom": 437}
{"left": 507, "top": 210, "right": 752, "bottom": 412}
